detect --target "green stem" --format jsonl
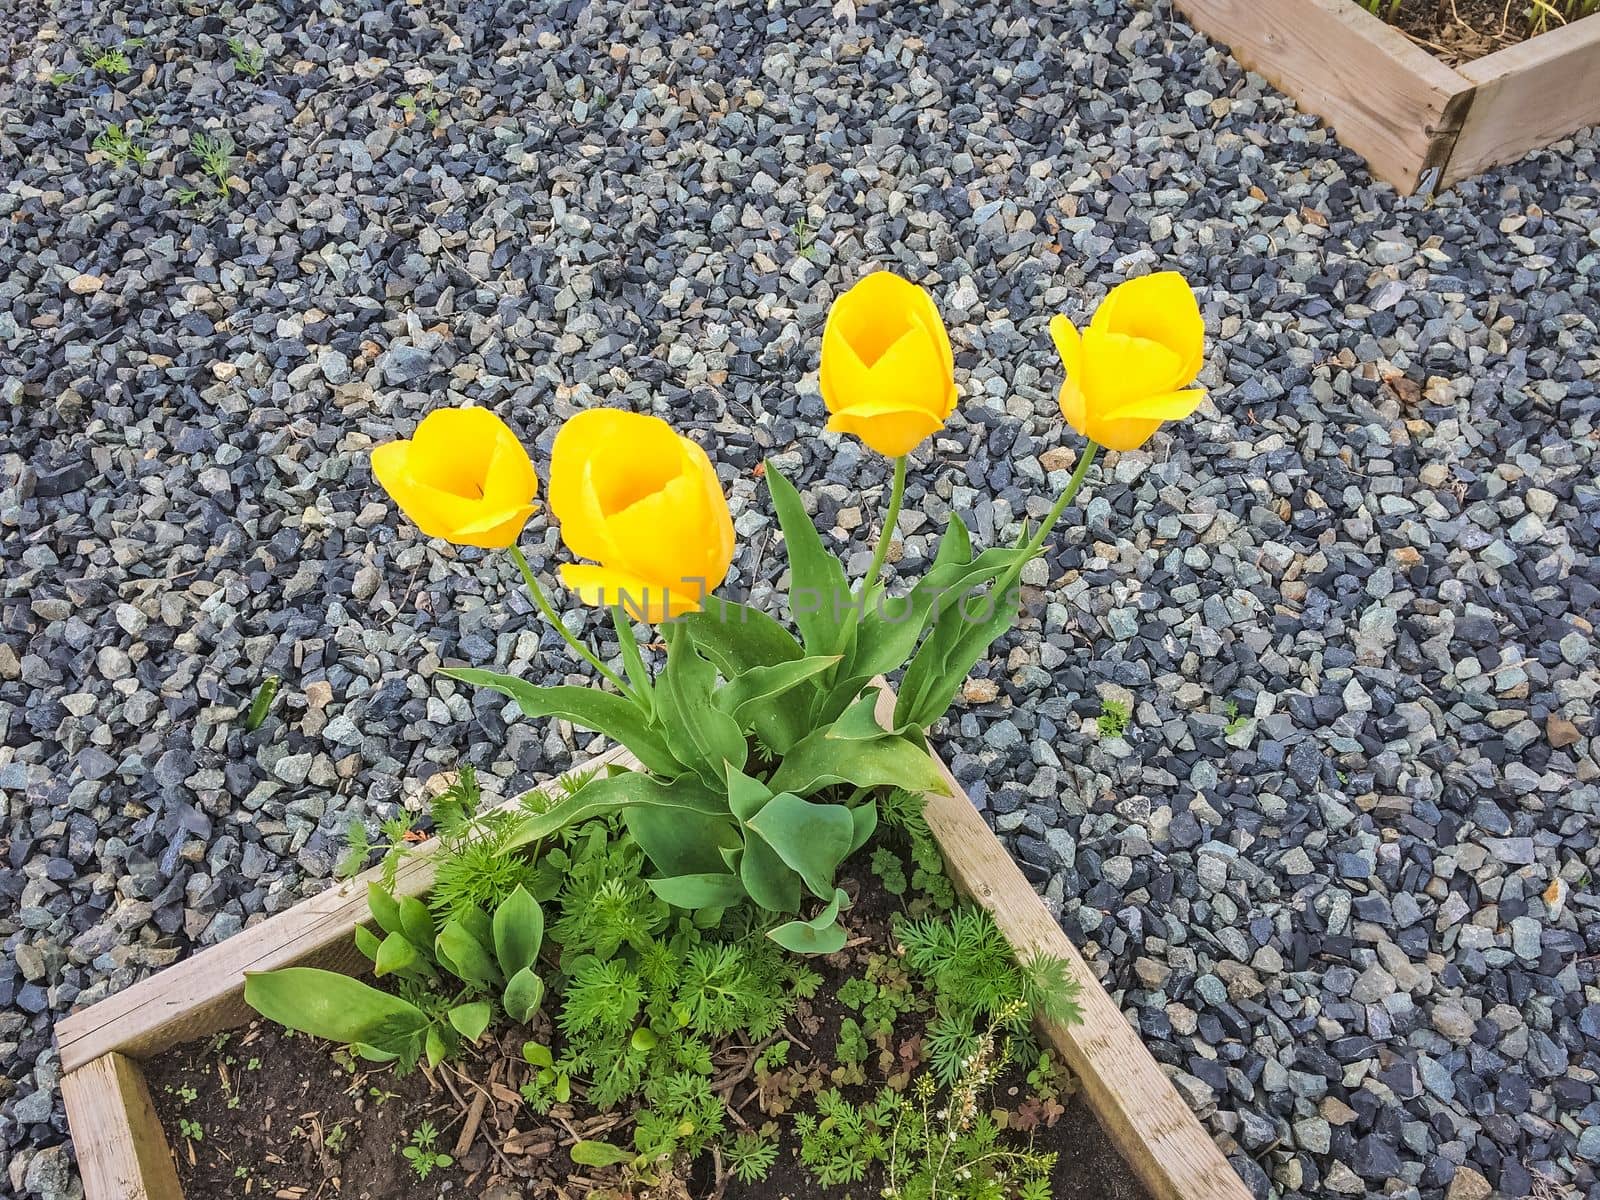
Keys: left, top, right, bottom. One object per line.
{"left": 1022, "top": 442, "right": 1100, "bottom": 558}
{"left": 862, "top": 455, "right": 908, "bottom": 599}
{"left": 507, "top": 545, "right": 632, "bottom": 694}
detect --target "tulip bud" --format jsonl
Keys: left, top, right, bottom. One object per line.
{"left": 819, "top": 271, "right": 959, "bottom": 458}
{"left": 371, "top": 407, "right": 539, "bottom": 549}
{"left": 1050, "top": 271, "right": 1207, "bottom": 452}
{"left": 548, "top": 409, "right": 735, "bottom": 622}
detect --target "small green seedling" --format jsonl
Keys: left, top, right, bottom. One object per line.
{"left": 1096, "top": 697, "right": 1130, "bottom": 739}
{"left": 793, "top": 215, "right": 818, "bottom": 259}
{"left": 326, "top": 1123, "right": 348, "bottom": 1155}
{"left": 51, "top": 69, "right": 79, "bottom": 87}
{"left": 80, "top": 36, "right": 143, "bottom": 78}
{"left": 243, "top": 675, "right": 279, "bottom": 731}
{"left": 190, "top": 130, "right": 236, "bottom": 195}
{"left": 1222, "top": 700, "right": 1250, "bottom": 736}
{"left": 227, "top": 37, "right": 265, "bottom": 79}
{"left": 92, "top": 124, "right": 149, "bottom": 169}
{"left": 396, "top": 85, "right": 443, "bottom": 128}
{"left": 402, "top": 1121, "right": 453, "bottom": 1180}
{"left": 179, "top": 1117, "right": 204, "bottom": 1142}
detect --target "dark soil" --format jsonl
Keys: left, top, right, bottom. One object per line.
{"left": 1380, "top": 0, "right": 1582, "bottom": 64}
{"left": 149, "top": 861, "right": 1156, "bottom": 1200}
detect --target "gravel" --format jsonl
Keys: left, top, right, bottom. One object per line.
{"left": 3, "top": 2, "right": 1599, "bottom": 1199}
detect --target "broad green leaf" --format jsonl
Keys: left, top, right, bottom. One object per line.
{"left": 244, "top": 967, "right": 426, "bottom": 1045}
{"left": 438, "top": 670, "right": 681, "bottom": 777}
{"left": 367, "top": 883, "right": 402, "bottom": 936}
{"left": 425, "top": 1025, "right": 452, "bottom": 1068}
{"left": 659, "top": 626, "right": 747, "bottom": 785}
{"left": 715, "top": 654, "right": 838, "bottom": 750}
{"left": 506, "top": 770, "right": 727, "bottom": 852}
{"left": 354, "top": 924, "right": 381, "bottom": 964}
{"left": 768, "top": 889, "right": 850, "bottom": 955}
{"left": 739, "top": 832, "right": 802, "bottom": 914}
{"left": 571, "top": 1141, "right": 632, "bottom": 1168}
{"left": 456, "top": 903, "right": 495, "bottom": 955}
{"left": 766, "top": 729, "right": 947, "bottom": 798}
{"left": 825, "top": 687, "right": 894, "bottom": 741}
{"left": 492, "top": 885, "right": 544, "bottom": 977}
{"left": 504, "top": 967, "right": 546, "bottom": 1023}
{"left": 436, "top": 919, "right": 502, "bottom": 991}
{"left": 680, "top": 597, "right": 805, "bottom": 675}
{"left": 522, "top": 1041, "right": 553, "bottom": 1068}
{"left": 647, "top": 872, "right": 747, "bottom": 910}
{"left": 744, "top": 793, "right": 856, "bottom": 900}
{"left": 766, "top": 465, "right": 852, "bottom": 657}
{"left": 625, "top": 805, "right": 741, "bottom": 877}
{"left": 849, "top": 801, "right": 879, "bottom": 854}
{"left": 374, "top": 931, "right": 424, "bottom": 978}
{"left": 398, "top": 895, "right": 435, "bottom": 951}
{"left": 448, "top": 1001, "right": 492, "bottom": 1041}
{"left": 726, "top": 764, "right": 773, "bottom": 824}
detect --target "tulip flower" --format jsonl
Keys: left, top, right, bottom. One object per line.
{"left": 819, "top": 271, "right": 959, "bottom": 459}
{"left": 371, "top": 407, "right": 539, "bottom": 549}
{"left": 1049, "top": 271, "right": 1206, "bottom": 453}
{"left": 549, "top": 409, "right": 735, "bottom": 622}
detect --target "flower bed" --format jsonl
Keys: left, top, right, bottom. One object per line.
{"left": 1174, "top": 0, "right": 1600, "bottom": 193}
{"left": 59, "top": 269, "right": 1247, "bottom": 1200}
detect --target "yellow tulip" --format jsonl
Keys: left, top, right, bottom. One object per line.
{"left": 548, "top": 409, "right": 735, "bottom": 622}
{"left": 819, "top": 270, "right": 959, "bottom": 457}
{"left": 1049, "top": 271, "right": 1207, "bottom": 453}
{"left": 371, "top": 407, "right": 539, "bottom": 549}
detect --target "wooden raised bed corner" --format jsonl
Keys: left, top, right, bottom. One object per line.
{"left": 1174, "top": 0, "right": 1600, "bottom": 193}
{"left": 56, "top": 721, "right": 1250, "bottom": 1200}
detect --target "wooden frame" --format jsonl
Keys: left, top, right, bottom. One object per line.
{"left": 1173, "top": 0, "right": 1600, "bottom": 193}
{"left": 56, "top": 728, "right": 1249, "bottom": 1200}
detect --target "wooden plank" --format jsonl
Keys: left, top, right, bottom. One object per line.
{"left": 1174, "top": 0, "right": 1474, "bottom": 192}
{"left": 1444, "top": 15, "right": 1600, "bottom": 184}
{"left": 55, "top": 746, "right": 633, "bottom": 1072}
{"left": 874, "top": 690, "right": 1251, "bottom": 1200}
{"left": 60, "top": 1052, "right": 183, "bottom": 1200}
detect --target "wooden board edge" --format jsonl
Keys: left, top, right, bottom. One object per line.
{"left": 55, "top": 745, "right": 635, "bottom": 1071}
{"left": 871, "top": 687, "right": 1251, "bottom": 1200}
{"left": 1441, "top": 12, "right": 1600, "bottom": 184}
{"left": 1173, "top": 0, "right": 1475, "bottom": 193}
{"left": 1457, "top": 11, "right": 1600, "bottom": 84}
{"left": 61, "top": 1052, "right": 184, "bottom": 1200}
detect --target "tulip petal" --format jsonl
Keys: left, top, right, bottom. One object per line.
{"left": 560, "top": 564, "right": 703, "bottom": 623}
{"left": 1081, "top": 331, "right": 1185, "bottom": 412}
{"left": 1049, "top": 315, "right": 1083, "bottom": 380}
{"left": 825, "top": 271, "right": 926, "bottom": 367}
{"left": 604, "top": 470, "right": 720, "bottom": 598}
{"left": 448, "top": 503, "right": 542, "bottom": 549}
{"left": 826, "top": 407, "right": 944, "bottom": 459}
{"left": 372, "top": 435, "right": 506, "bottom": 542}
{"left": 1056, "top": 379, "right": 1088, "bottom": 441}
{"left": 1089, "top": 416, "right": 1167, "bottom": 454}
{"left": 404, "top": 407, "right": 506, "bottom": 499}
{"left": 550, "top": 409, "right": 678, "bottom": 563}
{"left": 1090, "top": 272, "right": 1204, "bottom": 385}
{"left": 1103, "top": 387, "right": 1208, "bottom": 423}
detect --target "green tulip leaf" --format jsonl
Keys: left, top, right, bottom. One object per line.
{"left": 681, "top": 596, "right": 805, "bottom": 674}
{"left": 647, "top": 872, "right": 748, "bottom": 910}
{"left": 739, "top": 832, "right": 803, "bottom": 914}
{"left": 660, "top": 625, "right": 747, "bottom": 785}
{"left": 625, "top": 805, "right": 741, "bottom": 877}
{"left": 504, "top": 966, "right": 546, "bottom": 1024}
{"left": 425, "top": 1025, "right": 452, "bottom": 1069}
{"left": 492, "top": 885, "right": 544, "bottom": 978}
{"left": 765, "top": 465, "right": 853, "bottom": 658}
{"left": 714, "top": 654, "right": 839, "bottom": 748}
{"left": 244, "top": 967, "right": 427, "bottom": 1046}
{"left": 744, "top": 792, "right": 856, "bottom": 900}
{"left": 438, "top": 671, "right": 682, "bottom": 778}
{"left": 448, "top": 1001, "right": 493, "bottom": 1041}
{"left": 849, "top": 800, "right": 879, "bottom": 854}
{"left": 611, "top": 605, "right": 655, "bottom": 713}
{"left": 768, "top": 889, "right": 850, "bottom": 955}
{"left": 506, "top": 770, "right": 726, "bottom": 852}
{"left": 726, "top": 764, "right": 774, "bottom": 824}
{"left": 766, "top": 728, "right": 947, "bottom": 798}
{"left": 354, "top": 924, "right": 381, "bottom": 964}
